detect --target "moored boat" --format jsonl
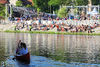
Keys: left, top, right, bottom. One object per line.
{"left": 16, "top": 52, "right": 30, "bottom": 64}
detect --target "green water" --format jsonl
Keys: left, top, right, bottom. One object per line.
{"left": 0, "top": 32, "right": 100, "bottom": 67}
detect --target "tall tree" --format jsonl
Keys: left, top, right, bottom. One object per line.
{"left": 48, "top": 0, "right": 71, "bottom": 6}
{"left": 48, "top": 0, "right": 72, "bottom": 13}
{"left": 16, "top": 0, "right": 23, "bottom": 7}
{"left": 48, "top": 0, "right": 89, "bottom": 13}
{"left": 0, "top": 4, "right": 5, "bottom": 19}
{"left": 92, "top": 0, "right": 100, "bottom": 5}
{"left": 57, "top": 7, "right": 67, "bottom": 18}
{"left": 32, "top": 0, "right": 99, "bottom": 13}
{"left": 75, "top": 0, "right": 88, "bottom": 6}
{"left": 32, "top": 0, "right": 50, "bottom": 12}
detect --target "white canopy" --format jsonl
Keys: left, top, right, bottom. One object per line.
{"left": 87, "top": 8, "right": 99, "bottom": 15}
{"left": 91, "top": 8, "right": 98, "bottom": 14}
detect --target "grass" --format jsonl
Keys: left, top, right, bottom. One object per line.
{"left": 3, "top": 30, "right": 100, "bottom": 36}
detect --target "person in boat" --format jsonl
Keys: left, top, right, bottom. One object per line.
{"left": 13, "top": 41, "right": 30, "bottom": 64}
{"left": 15, "top": 42, "right": 30, "bottom": 64}
{"left": 16, "top": 42, "right": 28, "bottom": 56}
{"left": 16, "top": 40, "right": 21, "bottom": 55}
{"left": 18, "top": 42, "right": 28, "bottom": 56}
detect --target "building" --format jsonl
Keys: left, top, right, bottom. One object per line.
{"left": 0, "top": 0, "right": 33, "bottom": 6}
{"left": 28, "top": 0, "right": 32, "bottom": 3}
{"left": 9, "top": 0, "right": 18, "bottom": 5}
{"left": 0, "top": 0, "right": 8, "bottom": 4}
{"left": 0, "top": 0, "right": 18, "bottom": 5}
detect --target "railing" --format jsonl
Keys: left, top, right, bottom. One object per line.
{"left": 1, "top": 20, "right": 100, "bottom": 26}
{"left": 40, "top": 20, "right": 100, "bottom": 25}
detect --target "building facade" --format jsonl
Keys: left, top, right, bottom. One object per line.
{"left": 9, "top": 0, "right": 18, "bottom": 5}
{"left": 0, "top": 0, "right": 8, "bottom": 4}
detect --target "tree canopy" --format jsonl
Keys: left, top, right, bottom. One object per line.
{"left": 57, "top": 7, "right": 67, "bottom": 18}
{"left": 16, "top": 1, "right": 23, "bottom": 7}
{"left": 32, "top": 0, "right": 99, "bottom": 13}
{"left": 32, "top": 0, "right": 50, "bottom": 12}
{"left": 92, "top": 0, "right": 100, "bottom": 5}
{"left": 0, "top": 4, "right": 5, "bottom": 19}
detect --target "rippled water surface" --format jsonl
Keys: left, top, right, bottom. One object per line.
{"left": 0, "top": 32, "right": 100, "bottom": 67}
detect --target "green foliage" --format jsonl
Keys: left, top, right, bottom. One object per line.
{"left": 92, "top": 0, "right": 100, "bottom": 5}
{"left": 76, "top": 0, "right": 99, "bottom": 5}
{"left": 26, "top": 4, "right": 32, "bottom": 8}
{"left": 49, "top": 0, "right": 72, "bottom": 6}
{"left": 48, "top": 0, "right": 60, "bottom": 6}
{"left": 4, "top": 30, "right": 100, "bottom": 36}
{"left": 32, "top": 0, "right": 50, "bottom": 12}
{"left": 0, "top": 4, "right": 5, "bottom": 19}
{"left": 32, "top": 0, "right": 37, "bottom": 8}
{"left": 37, "top": 8, "right": 40, "bottom": 13}
{"left": 75, "top": 0, "right": 88, "bottom": 6}
{"left": 57, "top": 7, "right": 67, "bottom": 18}
{"left": 16, "top": 1, "right": 23, "bottom": 7}
{"left": 74, "top": 8, "right": 78, "bottom": 15}
{"left": 31, "top": 0, "right": 100, "bottom": 13}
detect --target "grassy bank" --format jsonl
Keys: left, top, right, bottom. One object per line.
{"left": 3, "top": 30, "right": 100, "bottom": 36}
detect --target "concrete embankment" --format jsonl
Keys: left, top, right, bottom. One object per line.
{"left": 0, "top": 23, "right": 100, "bottom": 34}
{"left": 0, "top": 24, "right": 15, "bottom": 31}
{"left": 0, "top": 19, "right": 100, "bottom": 35}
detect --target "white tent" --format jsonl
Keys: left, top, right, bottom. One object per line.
{"left": 91, "top": 8, "right": 98, "bottom": 15}
{"left": 87, "top": 8, "right": 98, "bottom": 15}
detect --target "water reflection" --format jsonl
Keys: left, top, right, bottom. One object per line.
{"left": 0, "top": 32, "right": 100, "bottom": 67}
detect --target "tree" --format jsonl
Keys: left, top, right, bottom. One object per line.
{"left": 32, "top": 0, "right": 50, "bottom": 12}
{"left": 76, "top": 0, "right": 99, "bottom": 5}
{"left": 48, "top": 0, "right": 60, "bottom": 6}
{"left": 48, "top": 0, "right": 71, "bottom": 13}
{"left": 48, "top": 0, "right": 71, "bottom": 6}
{"left": 0, "top": 4, "right": 5, "bottom": 19}
{"left": 26, "top": 4, "right": 32, "bottom": 8}
{"left": 32, "top": 0, "right": 99, "bottom": 13}
{"left": 75, "top": 0, "right": 88, "bottom": 6}
{"left": 16, "top": 0, "right": 23, "bottom": 7}
{"left": 57, "top": 7, "right": 67, "bottom": 18}
{"left": 92, "top": 0, "right": 100, "bottom": 5}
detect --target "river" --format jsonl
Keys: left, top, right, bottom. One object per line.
{"left": 0, "top": 32, "right": 100, "bottom": 67}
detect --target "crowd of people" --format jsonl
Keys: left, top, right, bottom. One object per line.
{"left": 14, "top": 18, "right": 100, "bottom": 33}
{"left": 7, "top": 7, "right": 100, "bottom": 33}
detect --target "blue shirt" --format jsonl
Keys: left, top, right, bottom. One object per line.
{"left": 19, "top": 48, "right": 28, "bottom": 55}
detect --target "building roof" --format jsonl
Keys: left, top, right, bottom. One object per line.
{"left": 0, "top": 0, "right": 8, "bottom": 4}
{"left": 28, "top": 0, "right": 32, "bottom": 2}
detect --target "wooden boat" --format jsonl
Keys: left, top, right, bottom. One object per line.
{"left": 16, "top": 52, "right": 30, "bottom": 64}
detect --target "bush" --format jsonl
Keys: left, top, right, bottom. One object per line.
{"left": 57, "top": 7, "right": 67, "bottom": 18}
{"left": 16, "top": 1, "right": 23, "bottom": 7}
{"left": 0, "top": 4, "right": 5, "bottom": 19}
{"left": 26, "top": 4, "right": 32, "bottom": 8}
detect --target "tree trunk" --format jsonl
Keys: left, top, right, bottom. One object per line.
{"left": 88, "top": 0, "right": 92, "bottom": 12}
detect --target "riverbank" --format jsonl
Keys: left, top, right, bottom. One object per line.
{"left": 3, "top": 30, "right": 100, "bottom": 36}
{"left": 0, "top": 23, "right": 100, "bottom": 36}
